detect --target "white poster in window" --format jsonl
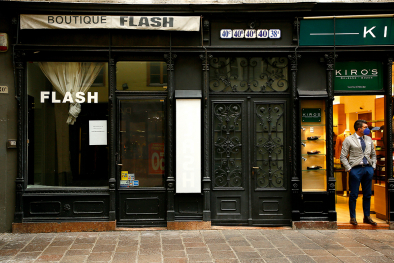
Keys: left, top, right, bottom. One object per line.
{"left": 89, "top": 120, "right": 107, "bottom": 145}
{"left": 176, "top": 99, "right": 201, "bottom": 193}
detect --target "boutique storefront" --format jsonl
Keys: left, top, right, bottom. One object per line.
{"left": 0, "top": 1, "right": 393, "bottom": 232}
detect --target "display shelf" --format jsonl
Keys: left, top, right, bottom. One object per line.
{"left": 303, "top": 189, "right": 326, "bottom": 192}
{"left": 301, "top": 100, "right": 327, "bottom": 192}
{"left": 366, "top": 119, "right": 384, "bottom": 123}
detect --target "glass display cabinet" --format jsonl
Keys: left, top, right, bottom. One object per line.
{"left": 301, "top": 100, "right": 327, "bottom": 192}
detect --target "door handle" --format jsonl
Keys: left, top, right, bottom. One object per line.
{"left": 251, "top": 167, "right": 259, "bottom": 177}
{"left": 117, "top": 164, "right": 123, "bottom": 166}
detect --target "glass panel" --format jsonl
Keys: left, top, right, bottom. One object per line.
{"left": 116, "top": 61, "right": 167, "bottom": 91}
{"left": 120, "top": 99, "right": 165, "bottom": 187}
{"left": 255, "top": 103, "right": 285, "bottom": 188}
{"left": 27, "top": 62, "right": 109, "bottom": 188}
{"left": 150, "top": 63, "right": 161, "bottom": 75}
{"left": 301, "top": 100, "right": 327, "bottom": 192}
{"left": 209, "top": 57, "right": 289, "bottom": 92}
{"left": 163, "top": 74, "right": 168, "bottom": 85}
{"left": 213, "top": 103, "right": 243, "bottom": 188}
{"left": 150, "top": 75, "right": 160, "bottom": 85}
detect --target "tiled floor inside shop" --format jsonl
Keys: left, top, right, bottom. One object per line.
{"left": 336, "top": 194, "right": 386, "bottom": 224}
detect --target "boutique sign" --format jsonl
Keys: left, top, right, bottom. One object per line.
{"left": 20, "top": 14, "right": 200, "bottom": 31}
{"left": 334, "top": 61, "right": 383, "bottom": 91}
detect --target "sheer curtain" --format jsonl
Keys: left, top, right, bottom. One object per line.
{"left": 39, "top": 62, "right": 104, "bottom": 124}
{"left": 38, "top": 62, "right": 104, "bottom": 186}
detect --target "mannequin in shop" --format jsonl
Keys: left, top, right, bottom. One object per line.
{"left": 335, "top": 129, "right": 351, "bottom": 196}
{"left": 340, "top": 120, "right": 377, "bottom": 226}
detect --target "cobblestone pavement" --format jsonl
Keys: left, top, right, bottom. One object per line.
{"left": 1, "top": 229, "right": 394, "bottom": 262}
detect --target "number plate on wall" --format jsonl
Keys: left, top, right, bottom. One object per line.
{"left": 220, "top": 29, "right": 281, "bottom": 39}
{"left": 0, "top": 86, "right": 8, "bottom": 93}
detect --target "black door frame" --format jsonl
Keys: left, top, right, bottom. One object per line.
{"left": 110, "top": 53, "right": 176, "bottom": 227}
{"left": 115, "top": 95, "right": 168, "bottom": 227}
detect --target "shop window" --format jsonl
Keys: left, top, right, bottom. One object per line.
{"left": 147, "top": 62, "right": 168, "bottom": 86}
{"left": 27, "top": 62, "right": 109, "bottom": 188}
{"left": 300, "top": 100, "right": 327, "bottom": 192}
{"left": 116, "top": 61, "right": 167, "bottom": 91}
{"left": 91, "top": 68, "right": 105, "bottom": 87}
{"left": 209, "top": 57, "right": 289, "bottom": 92}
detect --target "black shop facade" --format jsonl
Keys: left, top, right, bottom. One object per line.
{"left": 5, "top": 3, "right": 394, "bottom": 232}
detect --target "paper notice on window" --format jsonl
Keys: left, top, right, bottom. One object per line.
{"left": 89, "top": 120, "right": 107, "bottom": 145}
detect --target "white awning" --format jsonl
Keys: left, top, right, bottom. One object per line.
{"left": 20, "top": 15, "right": 201, "bottom": 31}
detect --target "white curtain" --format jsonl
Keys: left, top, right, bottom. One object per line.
{"left": 39, "top": 62, "right": 104, "bottom": 125}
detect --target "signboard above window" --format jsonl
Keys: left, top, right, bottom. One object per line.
{"left": 300, "top": 17, "right": 394, "bottom": 46}
{"left": 334, "top": 61, "right": 383, "bottom": 92}
{"left": 20, "top": 15, "right": 200, "bottom": 31}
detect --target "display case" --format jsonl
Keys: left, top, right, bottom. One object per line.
{"left": 301, "top": 100, "right": 327, "bottom": 192}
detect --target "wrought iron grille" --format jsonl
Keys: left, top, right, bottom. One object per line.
{"left": 209, "top": 57, "right": 289, "bottom": 92}
{"left": 254, "top": 103, "right": 284, "bottom": 188}
{"left": 213, "top": 103, "right": 243, "bottom": 188}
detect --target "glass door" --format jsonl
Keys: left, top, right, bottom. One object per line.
{"left": 116, "top": 97, "right": 167, "bottom": 227}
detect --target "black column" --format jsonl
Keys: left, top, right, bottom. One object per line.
{"left": 289, "top": 53, "right": 301, "bottom": 222}
{"left": 108, "top": 57, "right": 116, "bottom": 221}
{"left": 387, "top": 58, "right": 394, "bottom": 227}
{"left": 14, "top": 50, "right": 26, "bottom": 223}
{"left": 200, "top": 53, "right": 212, "bottom": 221}
{"left": 325, "top": 53, "right": 337, "bottom": 221}
{"left": 165, "top": 53, "right": 177, "bottom": 221}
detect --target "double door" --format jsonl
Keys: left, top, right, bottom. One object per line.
{"left": 211, "top": 97, "right": 291, "bottom": 226}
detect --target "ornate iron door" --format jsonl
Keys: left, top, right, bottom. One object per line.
{"left": 251, "top": 99, "right": 291, "bottom": 225}
{"left": 211, "top": 98, "right": 291, "bottom": 226}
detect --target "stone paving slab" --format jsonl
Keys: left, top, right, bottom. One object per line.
{"left": 1, "top": 230, "right": 394, "bottom": 262}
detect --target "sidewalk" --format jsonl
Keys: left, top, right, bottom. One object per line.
{"left": 1, "top": 229, "right": 394, "bottom": 263}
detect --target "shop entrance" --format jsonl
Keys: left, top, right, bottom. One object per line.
{"left": 334, "top": 95, "right": 387, "bottom": 224}
{"left": 210, "top": 98, "right": 292, "bottom": 226}
{"left": 116, "top": 97, "right": 167, "bottom": 227}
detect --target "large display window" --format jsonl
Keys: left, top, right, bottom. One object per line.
{"left": 27, "top": 62, "right": 109, "bottom": 187}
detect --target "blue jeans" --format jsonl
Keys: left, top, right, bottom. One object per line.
{"left": 348, "top": 165, "right": 374, "bottom": 219}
